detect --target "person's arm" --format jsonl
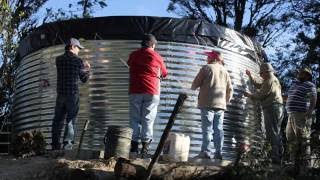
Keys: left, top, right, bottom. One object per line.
{"left": 306, "top": 86, "right": 317, "bottom": 117}
{"left": 160, "top": 56, "right": 168, "bottom": 78}
{"left": 251, "top": 79, "right": 275, "bottom": 100}
{"left": 127, "top": 53, "right": 133, "bottom": 67}
{"left": 191, "top": 67, "right": 205, "bottom": 90}
{"left": 226, "top": 73, "right": 233, "bottom": 103}
{"left": 246, "top": 69, "right": 262, "bottom": 88}
{"left": 79, "top": 59, "right": 90, "bottom": 83}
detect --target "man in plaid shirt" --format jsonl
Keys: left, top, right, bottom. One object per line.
{"left": 52, "top": 38, "right": 90, "bottom": 150}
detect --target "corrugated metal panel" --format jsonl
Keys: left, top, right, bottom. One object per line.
{"left": 13, "top": 40, "right": 263, "bottom": 159}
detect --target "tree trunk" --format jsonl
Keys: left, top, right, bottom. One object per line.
{"left": 234, "top": 0, "right": 246, "bottom": 31}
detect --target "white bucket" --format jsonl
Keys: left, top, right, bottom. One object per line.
{"left": 162, "top": 132, "right": 190, "bottom": 162}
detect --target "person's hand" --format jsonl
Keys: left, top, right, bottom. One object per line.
{"left": 245, "top": 70, "right": 251, "bottom": 77}
{"left": 306, "top": 110, "right": 313, "bottom": 118}
{"left": 244, "top": 91, "right": 252, "bottom": 98}
{"left": 84, "top": 60, "right": 91, "bottom": 70}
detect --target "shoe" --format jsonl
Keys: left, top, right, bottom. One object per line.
{"left": 194, "top": 152, "right": 212, "bottom": 159}
{"left": 129, "top": 152, "right": 138, "bottom": 159}
{"left": 130, "top": 141, "right": 139, "bottom": 159}
{"left": 214, "top": 153, "right": 223, "bottom": 160}
{"left": 141, "top": 141, "right": 152, "bottom": 159}
{"left": 63, "top": 143, "right": 73, "bottom": 150}
{"left": 130, "top": 141, "right": 139, "bottom": 152}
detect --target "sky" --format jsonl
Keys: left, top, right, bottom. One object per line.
{"left": 43, "top": 0, "right": 179, "bottom": 18}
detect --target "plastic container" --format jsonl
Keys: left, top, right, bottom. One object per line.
{"left": 162, "top": 132, "right": 190, "bottom": 162}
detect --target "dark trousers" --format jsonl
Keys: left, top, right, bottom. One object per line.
{"left": 51, "top": 94, "right": 79, "bottom": 150}
{"left": 263, "top": 103, "right": 284, "bottom": 161}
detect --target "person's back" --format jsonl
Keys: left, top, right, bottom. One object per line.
{"left": 128, "top": 48, "right": 166, "bottom": 95}
{"left": 56, "top": 52, "right": 89, "bottom": 95}
{"left": 260, "top": 73, "right": 283, "bottom": 107}
{"left": 193, "top": 62, "right": 232, "bottom": 110}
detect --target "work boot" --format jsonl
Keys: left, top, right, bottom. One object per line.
{"left": 141, "top": 141, "right": 151, "bottom": 159}
{"left": 214, "top": 153, "right": 223, "bottom": 160}
{"left": 129, "top": 141, "right": 139, "bottom": 159}
{"left": 63, "top": 141, "right": 73, "bottom": 150}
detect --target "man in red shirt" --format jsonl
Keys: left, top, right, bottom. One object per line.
{"left": 128, "top": 34, "right": 168, "bottom": 158}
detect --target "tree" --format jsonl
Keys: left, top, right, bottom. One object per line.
{"left": 43, "top": 0, "right": 107, "bottom": 22}
{"left": 273, "top": 0, "right": 319, "bottom": 88}
{"left": 0, "top": 0, "right": 49, "bottom": 124}
{"left": 292, "top": 0, "right": 320, "bottom": 66}
{"left": 167, "top": 0, "right": 294, "bottom": 48}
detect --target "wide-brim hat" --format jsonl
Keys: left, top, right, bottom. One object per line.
{"left": 259, "top": 63, "right": 274, "bottom": 73}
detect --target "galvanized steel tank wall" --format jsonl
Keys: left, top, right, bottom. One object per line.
{"left": 14, "top": 16, "right": 264, "bottom": 159}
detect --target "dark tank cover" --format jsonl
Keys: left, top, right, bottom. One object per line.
{"left": 18, "top": 16, "right": 264, "bottom": 61}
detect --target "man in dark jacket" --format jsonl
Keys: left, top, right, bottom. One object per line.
{"left": 51, "top": 38, "right": 90, "bottom": 150}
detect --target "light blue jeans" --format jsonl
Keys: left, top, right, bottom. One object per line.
{"left": 200, "top": 108, "right": 225, "bottom": 156}
{"left": 129, "top": 94, "right": 160, "bottom": 142}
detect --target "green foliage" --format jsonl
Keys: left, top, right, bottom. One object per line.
{"left": 43, "top": 0, "right": 107, "bottom": 22}
{"left": 167, "top": 0, "right": 294, "bottom": 48}
{"left": 272, "top": 0, "right": 320, "bottom": 89}
{"left": 0, "top": 0, "right": 49, "bottom": 127}
{"left": 11, "top": 130, "right": 46, "bottom": 157}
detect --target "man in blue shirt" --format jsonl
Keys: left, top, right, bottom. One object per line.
{"left": 286, "top": 67, "right": 317, "bottom": 165}
{"left": 51, "top": 38, "right": 90, "bottom": 150}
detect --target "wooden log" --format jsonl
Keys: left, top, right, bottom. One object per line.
{"left": 114, "top": 157, "right": 222, "bottom": 180}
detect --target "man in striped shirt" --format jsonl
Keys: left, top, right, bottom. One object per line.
{"left": 285, "top": 67, "right": 317, "bottom": 165}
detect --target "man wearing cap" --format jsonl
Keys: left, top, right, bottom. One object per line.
{"left": 51, "top": 38, "right": 91, "bottom": 150}
{"left": 244, "top": 63, "right": 283, "bottom": 164}
{"left": 191, "top": 50, "right": 233, "bottom": 160}
{"left": 285, "top": 67, "right": 317, "bottom": 165}
{"left": 128, "top": 34, "right": 168, "bottom": 158}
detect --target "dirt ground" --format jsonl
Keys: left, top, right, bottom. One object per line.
{"left": 0, "top": 154, "right": 116, "bottom": 180}
{"left": 0, "top": 151, "right": 231, "bottom": 180}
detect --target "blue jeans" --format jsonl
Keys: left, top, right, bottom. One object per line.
{"left": 52, "top": 94, "right": 79, "bottom": 149}
{"left": 200, "top": 108, "right": 225, "bottom": 155}
{"left": 129, "top": 94, "right": 160, "bottom": 142}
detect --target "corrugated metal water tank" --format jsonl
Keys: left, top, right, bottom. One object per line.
{"left": 14, "top": 16, "right": 265, "bottom": 159}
